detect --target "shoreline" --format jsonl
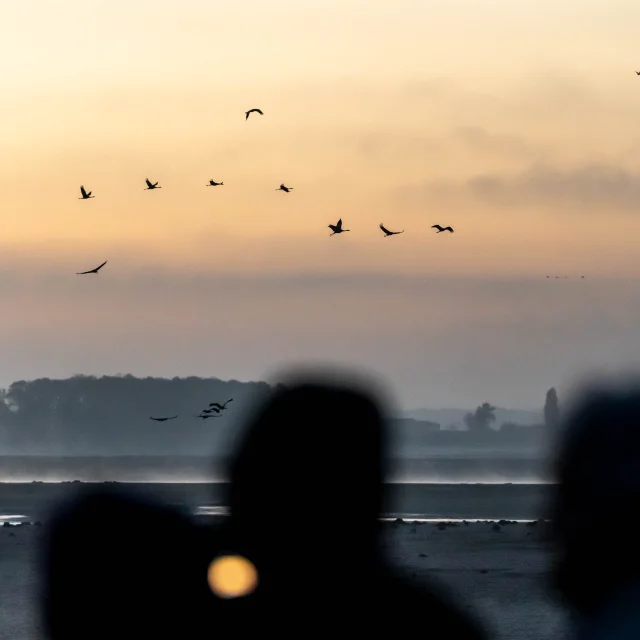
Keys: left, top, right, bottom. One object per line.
{"left": 0, "top": 480, "right": 555, "bottom": 485}
{"left": 0, "top": 483, "right": 555, "bottom": 523}
{"left": 1, "top": 514, "right": 553, "bottom": 528}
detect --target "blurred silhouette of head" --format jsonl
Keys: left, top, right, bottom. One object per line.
{"left": 225, "top": 375, "right": 388, "bottom": 587}
{"left": 550, "top": 384, "right": 640, "bottom": 613}
{"left": 220, "top": 373, "right": 487, "bottom": 638}
{"left": 41, "top": 486, "right": 220, "bottom": 640}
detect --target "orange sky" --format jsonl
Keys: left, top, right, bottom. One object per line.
{"left": 2, "top": 0, "right": 640, "bottom": 408}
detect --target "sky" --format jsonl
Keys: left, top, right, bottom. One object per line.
{"left": 2, "top": 0, "right": 640, "bottom": 410}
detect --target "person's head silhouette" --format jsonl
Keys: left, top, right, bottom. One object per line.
{"left": 225, "top": 378, "right": 387, "bottom": 589}
{"left": 550, "top": 385, "right": 640, "bottom": 618}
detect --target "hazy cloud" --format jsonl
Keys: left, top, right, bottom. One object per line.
{"left": 2, "top": 265, "right": 640, "bottom": 408}
{"left": 453, "top": 126, "right": 537, "bottom": 158}
{"left": 407, "top": 162, "right": 640, "bottom": 212}
{"left": 353, "top": 126, "right": 540, "bottom": 162}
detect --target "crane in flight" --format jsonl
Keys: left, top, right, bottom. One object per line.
{"left": 245, "top": 108, "right": 263, "bottom": 120}
{"left": 276, "top": 183, "right": 293, "bottom": 192}
{"left": 144, "top": 178, "right": 161, "bottom": 190}
{"left": 79, "top": 186, "right": 94, "bottom": 200}
{"left": 379, "top": 223, "right": 404, "bottom": 237}
{"left": 636, "top": 71, "right": 640, "bottom": 75}
{"left": 149, "top": 415, "right": 178, "bottom": 422}
{"left": 76, "top": 260, "right": 107, "bottom": 275}
{"left": 195, "top": 413, "right": 221, "bottom": 420}
{"left": 431, "top": 224, "right": 454, "bottom": 233}
{"left": 329, "top": 219, "right": 350, "bottom": 236}
{"left": 207, "top": 180, "right": 224, "bottom": 186}
{"left": 209, "top": 398, "right": 233, "bottom": 411}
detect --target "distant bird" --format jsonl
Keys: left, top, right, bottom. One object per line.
{"left": 379, "top": 223, "right": 404, "bottom": 237}
{"left": 76, "top": 260, "right": 107, "bottom": 275}
{"left": 636, "top": 71, "right": 640, "bottom": 75}
{"left": 329, "top": 218, "right": 350, "bottom": 236}
{"left": 209, "top": 399, "right": 233, "bottom": 411}
{"left": 144, "top": 178, "right": 161, "bottom": 190}
{"left": 245, "top": 108, "right": 263, "bottom": 120}
{"left": 201, "top": 407, "right": 221, "bottom": 414}
{"left": 432, "top": 224, "right": 454, "bottom": 233}
{"left": 79, "top": 186, "right": 94, "bottom": 200}
{"left": 195, "top": 413, "right": 221, "bottom": 420}
{"left": 276, "top": 184, "right": 293, "bottom": 192}
{"left": 149, "top": 415, "right": 178, "bottom": 422}
{"left": 207, "top": 180, "right": 224, "bottom": 186}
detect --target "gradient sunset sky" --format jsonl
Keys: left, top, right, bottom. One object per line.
{"left": 2, "top": 0, "right": 640, "bottom": 410}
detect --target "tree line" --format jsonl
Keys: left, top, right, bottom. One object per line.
{"left": 0, "top": 374, "right": 279, "bottom": 455}
{"left": 0, "top": 375, "right": 562, "bottom": 454}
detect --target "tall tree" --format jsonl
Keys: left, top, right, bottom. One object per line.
{"left": 463, "top": 402, "right": 496, "bottom": 431}
{"left": 544, "top": 387, "right": 560, "bottom": 431}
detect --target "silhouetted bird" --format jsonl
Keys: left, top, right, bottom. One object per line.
{"left": 636, "top": 71, "right": 640, "bottom": 75}
{"left": 329, "top": 218, "right": 350, "bottom": 236}
{"left": 79, "top": 186, "right": 94, "bottom": 200}
{"left": 76, "top": 260, "right": 107, "bottom": 275}
{"left": 379, "top": 223, "right": 404, "bottom": 237}
{"left": 195, "top": 413, "right": 221, "bottom": 420}
{"left": 432, "top": 225, "right": 454, "bottom": 233}
{"left": 207, "top": 180, "right": 224, "bottom": 186}
{"left": 276, "top": 184, "right": 293, "bottom": 192}
{"left": 245, "top": 108, "right": 263, "bottom": 120}
{"left": 149, "top": 415, "right": 178, "bottom": 422}
{"left": 144, "top": 178, "right": 161, "bottom": 190}
{"left": 219, "top": 378, "right": 488, "bottom": 637}
{"left": 209, "top": 399, "right": 233, "bottom": 411}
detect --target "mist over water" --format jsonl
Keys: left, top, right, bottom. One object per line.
{"left": 0, "top": 454, "right": 551, "bottom": 484}
{"left": 0, "top": 478, "right": 552, "bottom": 523}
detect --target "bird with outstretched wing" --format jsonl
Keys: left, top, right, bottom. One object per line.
{"left": 431, "top": 225, "right": 454, "bottom": 233}
{"left": 245, "top": 108, "right": 263, "bottom": 120}
{"left": 79, "top": 185, "right": 94, "bottom": 199}
{"left": 76, "top": 261, "right": 107, "bottom": 275}
{"left": 209, "top": 398, "right": 233, "bottom": 411}
{"left": 379, "top": 223, "right": 404, "bottom": 237}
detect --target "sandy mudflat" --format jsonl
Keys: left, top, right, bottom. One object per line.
{"left": 379, "top": 519, "right": 567, "bottom": 639}
{"left": 0, "top": 520, "right": 567, "bottom": 640}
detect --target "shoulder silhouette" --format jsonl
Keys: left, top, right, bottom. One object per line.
{"left": 40, "top": 486, "right": 222, "bottom": 640}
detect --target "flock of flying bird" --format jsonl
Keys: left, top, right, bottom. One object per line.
{"left": 69, "top": 101, "right": 590, "bottom": 428}
{"left": 73, "top": 107, "right": 456, "bottom": 276}
{"left": 149, "top": 398, "right": 234, "bottom": 423}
